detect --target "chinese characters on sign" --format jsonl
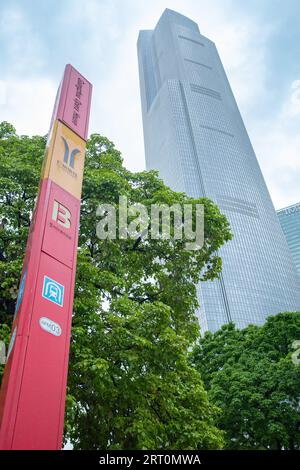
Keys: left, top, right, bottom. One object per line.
{"left": 72, "top": 77, "right": 85, "bottom": 127}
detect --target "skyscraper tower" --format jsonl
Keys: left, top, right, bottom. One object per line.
{"left": 137, "top": 9, "right": 300, "bottom": 332}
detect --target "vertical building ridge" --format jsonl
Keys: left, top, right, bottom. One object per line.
{"left": 278, "top": 203, "right": 300, "bottom": 277}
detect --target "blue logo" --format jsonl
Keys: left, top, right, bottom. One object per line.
{"left": 14, "top": 269, "right": 27, "bottom": 318}
{"left": 61, "top": 137, "right": 80, "bottom": 169}
{"left": 42, "top": 276, "right": 64, "bottom": 307}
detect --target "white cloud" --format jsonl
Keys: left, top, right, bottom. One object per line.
{"left": 213, "top": 20, "right": 272, "bottom": 111}
{"left": 0, "top": 0, "right": 272, "bottom": 162}
{"left": 251, "top": 79, "right": 300, "bottom": 208}
{"left": 0, "top": 0, "right": 298, "bottom": 210}
{"left": 88, "top": 13, "right": 145, "bottom": 171}
{"left": 0, "top": 78, "right": 56, "bottom": 136}
{"left": 0, "top": 81, "right": 7, "bottom": 106}
{"left": 281, "top": 80, "right": 300, "bottom": 118}
{"left": 0, "top": 6, "right": 45, "bottom": 73}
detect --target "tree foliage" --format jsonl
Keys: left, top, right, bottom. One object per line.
{"left": 0, "top": 122, "right": 46, "bottom": 325}
{"left": 191, "top": 312, "right": 300, "bottom": 449}
{"left": 0, "top": 122, "right": 233, "bottom": 449}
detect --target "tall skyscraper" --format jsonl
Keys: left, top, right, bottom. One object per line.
{"left": 277, "top": 203, "right": 300, "bottom": 276}
{"left": 137, "top": 9, "right": 300, "bottom": 332}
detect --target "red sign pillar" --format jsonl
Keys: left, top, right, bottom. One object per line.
{"left": 0, "top": 64, "right": 92, "bottom": 450}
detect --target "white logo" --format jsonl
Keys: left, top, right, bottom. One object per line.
{"left": 39, "top": 317, "right": 62, "bottom": 337}
{"left": 52, "top": 200, "right": 71, "bottom": 229}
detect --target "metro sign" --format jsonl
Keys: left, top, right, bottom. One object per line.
{"left": 0, "top": 64, "right": 92, "bottom": 450}
{"left": 42, "top": 276, "right": 65, "bottom": 307}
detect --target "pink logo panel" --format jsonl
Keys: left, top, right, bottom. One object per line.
{"left": 42, "top": 181, "right": 80, "bottom": 268}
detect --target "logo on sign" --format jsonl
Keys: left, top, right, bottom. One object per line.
{"left": 42, "top": 276, "right": 64, "bottom": 307}
{"left": 39, "top": 317, "right": 62, "bottom": 337}
{"left": 14, "top": 269, "right": 27, "bottom": 318}
{"left": 52, "top": 200, "right": 71, "bottom": 229}
{"left": 61, "top": 136, "right": 80, "bottom": 169}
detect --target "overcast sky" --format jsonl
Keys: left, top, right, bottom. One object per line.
{"left": 0, "top": 0, "right": 299, "bottom": 209}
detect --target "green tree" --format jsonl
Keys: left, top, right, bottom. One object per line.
{"left": 191, "top": 312, "right": 300, "bottom": 449}
{"left": 0, "top": 122, "right": 232, "bottom": 449}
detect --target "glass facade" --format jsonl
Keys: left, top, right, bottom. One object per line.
{"left": 137, "top": 9, "right": 300, "bottom": 332}
{"left": 277, "top": 203, "right": 300, "bottom": 276}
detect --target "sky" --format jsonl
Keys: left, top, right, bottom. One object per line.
{"left": 0, "top": 0, "right": 299, "bottom": 209}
